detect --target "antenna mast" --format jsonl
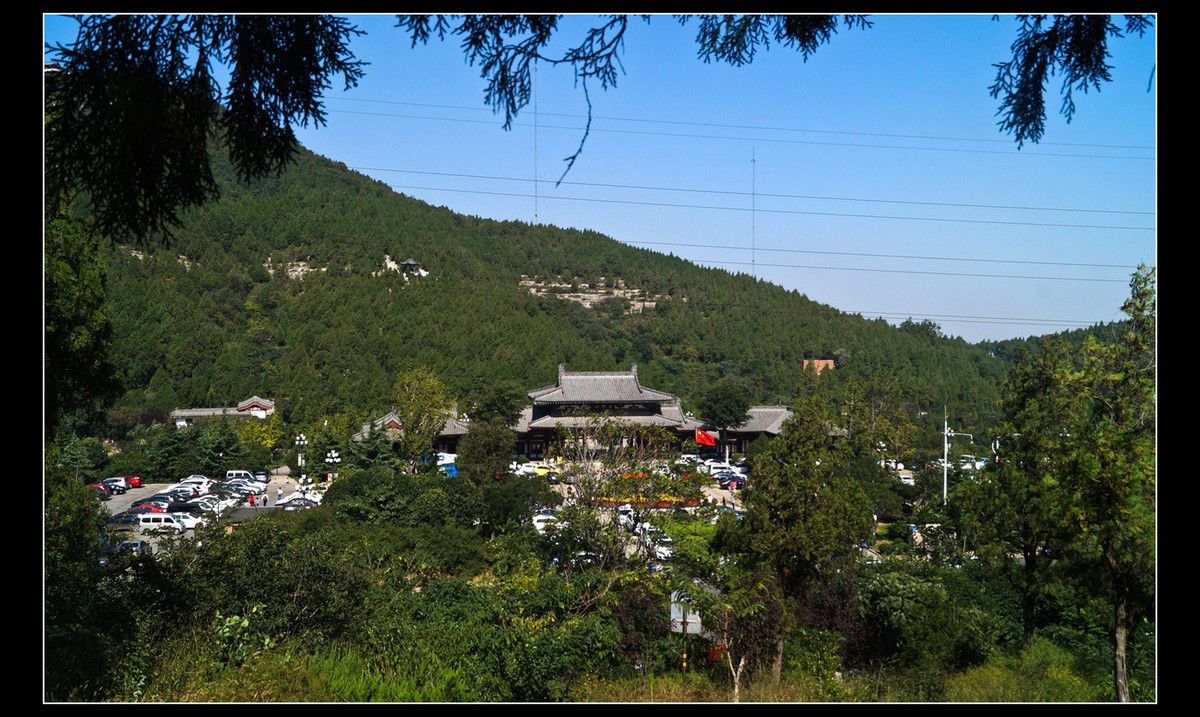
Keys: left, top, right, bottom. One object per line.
{"left": 533, "top": 59, "right": 539, "bottom": 225}
{"left": 751, "top": 147, "right": 757, "bottom": 278}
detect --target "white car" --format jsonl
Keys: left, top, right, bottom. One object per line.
{"left": 194, "top": 495, "right": 237, "bottom": 514}
{"left": 173, "top": 512, "right": 208, "bottom": 530}
{"left": 102, "top": 476, "right": 130, "bottom": 491}
{"left": 616, "top": 504, "right": 638, "bottom": 531}
{"left": 174, "top": 479, "right": 212, "bottom": 495}
{"left": 282, "top": 489, "right": 323, "bottom": 504}
{"left": 654, "top": 535, "right": 675, "bottom": 560}
{"left": 532, "top": 510, "right": 559, "bottom": 535}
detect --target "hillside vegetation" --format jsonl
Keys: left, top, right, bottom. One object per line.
{"left": 98, "top": 142, "right": 1040, "bottom": 452}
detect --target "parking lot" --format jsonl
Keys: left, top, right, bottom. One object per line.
{"left": 99, "top": 470, "right": 308, "bottom": 552}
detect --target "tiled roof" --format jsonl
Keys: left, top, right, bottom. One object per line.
{"left": 802, "top": 359, "right": 836, "bottom": 374}
{"left": 528, "top": 364, "right": 676, "bottom": 405}
{"left": 171, "top": 396, "right": 274, "bottom": 419}
{"left": 170, "top": 407, "right": 243, "bottom": 419}
{"left": 729, "top": 405, "right": 794, "bottom": 435}
{"left": 527, "top": 410, "right": 684, "bottom": 430}
{"left": 352, "top": 409, "right": 468, "bottom": 441}
{"left": 237, "top": 395, "right": 274, "bottom": 411}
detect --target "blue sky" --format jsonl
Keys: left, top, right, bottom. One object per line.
{"left": 44, "top": 14, "right": 1157, "bottom": 344}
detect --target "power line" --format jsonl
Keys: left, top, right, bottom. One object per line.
{"left": 325, "top": 97, "right": 1156, "bottom": 156}
{"left": 354, "top": 165, "right": 1154, "bottom": 218}
{"left": 678, "top": 258, "right": 1128, "bottom": 283}
{"left": 623, "top": 240, "right": 1136, "bottom": 270}
{"left": 376, "top": 180, "right": 1154, "bottom": 233}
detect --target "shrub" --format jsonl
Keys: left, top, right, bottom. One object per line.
{"left": 943, "top": 638, "right": 1099, "bottom": 702}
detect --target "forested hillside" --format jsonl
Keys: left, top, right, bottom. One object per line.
{"left": 99, "top": 141, "right": 1026, "bottom": 450}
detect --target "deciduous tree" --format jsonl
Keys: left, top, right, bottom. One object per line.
{"left": 392, "top": 367, "right": 452, "bottom": 474}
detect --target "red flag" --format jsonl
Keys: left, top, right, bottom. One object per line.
{"left": 696, "top": 429, "right": 717, "bottom": 447}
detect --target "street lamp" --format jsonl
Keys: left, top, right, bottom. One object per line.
{"left": 325, "top": 448, "right": 342, "bottom": 486}
{"left": 294, "top": 433, "right": 308, "bottom": 485}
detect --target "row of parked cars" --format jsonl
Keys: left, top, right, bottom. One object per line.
{"left": 90, "top": 475, "right": 145, "bottom": 501}
{"left": 104, "top": 470, "right": 273, "bottom": 535}
{"left": 678, "top": 454, "right": 751, "bottom": 491}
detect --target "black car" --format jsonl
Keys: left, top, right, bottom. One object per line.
{"left": 717, "top": 473, "right": 746, "bottom": 490}
{"left": 106, "top": 512, "right": 139, "bottom": 532}
{"left": 278, "top": 497, "right": 317, "bottom": 511}
{"left": 100, "top": 478, "right": 127, "bottom": 494}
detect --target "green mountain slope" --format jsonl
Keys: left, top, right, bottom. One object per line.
{"left": 103, "top": 142, "right": 1017, "bottom": 440}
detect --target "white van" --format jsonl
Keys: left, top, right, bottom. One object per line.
{"left": 225, "top": 470, "right": 255, "bottom": 482}
{"left": 137, "top": 513, "right": 185, "bottom": 534}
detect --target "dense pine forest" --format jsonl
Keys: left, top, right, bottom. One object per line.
{"left": 46, "top": 139, "right": 1153, "bottom": 703}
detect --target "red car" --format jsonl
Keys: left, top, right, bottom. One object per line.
{"left": 121, "top": 475, "right": 144, "bottom": 488}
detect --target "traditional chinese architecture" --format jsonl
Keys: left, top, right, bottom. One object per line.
{"left": 514, "top": 363, "right": 704, "bottom": 456}
{"left": 352, "top": 406, "right": 470, "bottom": 455}
{"left": 348, "top": 365, "right": 797, "bottom": 461}
{"left": 170, "top": 396, "right": 275, "bottom": 428}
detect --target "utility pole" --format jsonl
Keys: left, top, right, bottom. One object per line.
{"left": 942, "top": 407, "right": 972, "bottom": 505}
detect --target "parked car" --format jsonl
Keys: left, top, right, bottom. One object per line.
{"left": 132, "top": 495, "right": 175, "bottom": 508}
{"left": 102, "top": 477, "right": 129, "bottom": 493}
{"left": 172, "top": 512, "right": 207, "bottom": 530}
{"left": 106, "top": 512, "right": 140, "bottom": 532}
{"left": 654, "top": 535, "right": 675, "bottom": 560}
{"left": 128, "top": 503, "right": 167, "bottom": 514}
{"left": 252, "top": 470, "right": 270, "bottom": 482}
{"left": 617, "top": 504, "right": 638, "bottom": 531}
{"left": 718, "top": 473, "right": 746, "bottom": 490}
{"left": 278, "top": 497, "right": 318, "bottom": 511}
{"left": 136, "top": 513, "right": 185, "bottom": 535}
{"left": 92, "top": 485, "right": 111, "bottom": 501}
{"left": 176, "top": 476, "right": 213, "bottom": 491}
{"left": 122, "top": 539, "right": 154, "bottom": 557}
{"left": 532, "top": 509, "right": 559, "bottom": 535}
{"left": 119, "top": 475, "right": 144, "bottom": 488}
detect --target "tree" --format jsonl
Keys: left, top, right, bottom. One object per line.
{"left": 990, "top": 15, "right": 1154, "bottom": 148}
{"left": 457, "top": 417, "right": 518, "bottom": 486}
{"left": 1065, "top": 266, "right": 1155, "bottom": 702}
{"left": 44, "top": 447, "right": 113, "bottom": 700}
{"left": 464, "top": 380, "right": 526, "bottom": 426}
{"left": 696, "top": 375, "right": 753, "bottom": 458}
{"left": 959, "top": 334, "right": 1083, "bottom": 649}
{"left": 196, "top": 416, "right": 245, "bottom": 479}
{"left": 346, "top": 420, "right": 403, "bottom": 474}
{"left": 392, "top": 366, "right": 452, "bottom": 473}
{"left": 691, "top": 566, "right": 784, "bottom": 702}
{"left": 45, "top": 14, "right": 365, "bottom": 242}
{"left": 44, "top": 216, "right": 123, "bottom": 435}
{"left": 715, "top": 397, "right": 873, "bottom": 681}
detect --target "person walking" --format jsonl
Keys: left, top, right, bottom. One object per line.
{"left": 249, "top": 494, "right": 256, "bottom": 509}
{"left": 277, "top": 487, "right": 283, "bottom": 504}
